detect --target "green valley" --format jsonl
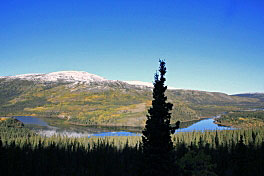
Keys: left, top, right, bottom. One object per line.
{"left": 0, "top": 75, "right": 263, "bottom": 127}
{"left": 215, "top": 110, "right": 264, "bottom": 128}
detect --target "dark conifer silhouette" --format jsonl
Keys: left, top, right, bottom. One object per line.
{"left": 142, "top": 60, "right": 180, "bottom": 176}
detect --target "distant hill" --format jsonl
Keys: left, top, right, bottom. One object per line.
{"left": 0, "top": 71, "right": 262, "bottom": 127}
{"left": 232, "top": 93, "right": 264, "bottom": 102}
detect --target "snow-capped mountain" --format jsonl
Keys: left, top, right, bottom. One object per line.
{"left": 0, "top": 71, "right": 263, "bottom": 127}
{"left": 0, "top": 71, "right": 178, "bottom": 90}
{"left": 124, "top": 80, "right": 178, "bottom": 90}
{"left": 0, "top": 71, "right": 108, "bottom": 84}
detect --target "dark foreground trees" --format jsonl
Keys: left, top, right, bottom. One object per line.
{"left": 1, "top": 117, "right": 264, "bottom": 176}
{"left": 142, "top": 60, "right": 180, "bottom": 176}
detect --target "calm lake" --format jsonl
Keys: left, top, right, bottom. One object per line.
{"left": 12, "top": 116, "right": 234, "bottom": 137}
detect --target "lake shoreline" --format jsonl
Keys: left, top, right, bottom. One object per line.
{"left": 7, "top": 115, "right": 207, "bottom": 128}
{"left": 10, "top": 115, "right": 236, "bottom": 137}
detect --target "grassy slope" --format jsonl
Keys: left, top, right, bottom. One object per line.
{"left": 215, "top": 110, "right": 264, "bottom": 128}
{"left": 232, "top": 93, "right": 264, "bottom": 102}
{"left": 0, "top": 79, "right": 262, "bottom": 126}
{"left": 168, "top": 89, "right": 262, "bottom": 118}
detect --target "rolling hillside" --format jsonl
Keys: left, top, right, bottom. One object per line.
{"left": 0, "top": 71, "right": 262, "bottom": 127}
{"left": 232, "top": 93, "right": 264, "bottom": 102}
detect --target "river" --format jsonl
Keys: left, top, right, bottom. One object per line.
{"left": 11, "top": 116, "right": 234, "bottom": 137}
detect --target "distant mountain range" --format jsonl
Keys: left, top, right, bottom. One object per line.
{"left": 0, "top": 71, "right": 263, "bottom": 126}
{"left": 232, "top": 93, "right": 264, "bottom": 102}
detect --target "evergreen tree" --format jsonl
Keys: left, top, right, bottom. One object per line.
{"left": 142, "top": 60, "right": 180, "bottom": 176}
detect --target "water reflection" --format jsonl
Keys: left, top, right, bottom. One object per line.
{"left": 175, "top": 118, "right": 234, "bottom": 133}
{"left": 13, "top": 116, "right": 234, "bottom": 137}
{"left": 13, "top": 116, "right": 49, "bottom": 126}
{"left": 92, "top": 131, "right": 141, "bottom": 137}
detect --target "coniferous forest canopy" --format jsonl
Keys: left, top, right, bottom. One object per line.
{"left": 1, "top": 116, "right": 264, "bottom": 175}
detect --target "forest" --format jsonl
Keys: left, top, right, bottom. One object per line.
{"left": 1, "top": 116, "right": 264, "bottom": 176}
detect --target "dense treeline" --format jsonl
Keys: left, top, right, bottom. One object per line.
{"left": 2, "top": 136, "right": 263, "bottom": 176}
{"left": 216, "top": 110, "right": 264, "bottom": 128}
{"left": 0, "top": 118, "right": 35, "bottom": 138}
{"left": 1, "top": 119, "right": 264, "bottom": 176}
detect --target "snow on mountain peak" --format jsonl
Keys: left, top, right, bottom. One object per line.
{"left": 44, "top": 71, "right": 107, "bottom": 82}
{"left": 124, "top": 80, "right": 178, "bottom": 90}
{"left": 124, "top": 81, "right": 154, "bottom": 88}
{"left": 1, "top": 71, "right": 178, "bottom": 89}
{"left": 1, "top": 71, "right": 107, "bottom": 83}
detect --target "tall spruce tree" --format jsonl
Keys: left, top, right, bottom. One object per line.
{"left": 142, "top": 60, "right": 180, "bottom": 176}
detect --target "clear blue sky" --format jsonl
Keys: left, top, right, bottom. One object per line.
{"left": 0, "top": 0, "right": 263, "bottom": 94}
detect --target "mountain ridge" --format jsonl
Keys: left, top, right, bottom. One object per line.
{"left": 0, "top": 71, "right": 108, "bottom": 84}
{"left": 1, "top": 71, "right": 262, "bottom": 95}
{"left": 0, "top": 71, "right": 263, "bottom": 127}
